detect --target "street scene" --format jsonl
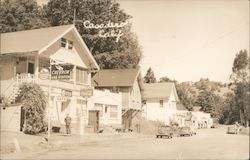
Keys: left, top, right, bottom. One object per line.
{"left": 1, "top": 126, "right": 249, "bottom": 159}
{"left": 0, "top": 0, "right": 249, "bottom": 160}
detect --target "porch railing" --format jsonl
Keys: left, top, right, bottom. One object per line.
{"left": 16, "top": 73, "right": 37, "bottom": 85}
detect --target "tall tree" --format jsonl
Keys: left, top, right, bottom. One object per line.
{"left": 176, "top": 82, "right": 197, "bottom": 111}
{"left": 144, "top": 67, "right": 156, "bottom": 83}
{"left": 44, "top": 0, "right": 142, "bottom": 69}
{"left": 0, "top": 0, "right": 49, "bottom": 33}
{"left": 230, "top": 50, "right": 249, "bottom": 127}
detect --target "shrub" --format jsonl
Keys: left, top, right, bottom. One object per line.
{"left": 16, "top": 83, "right": 47, "bottom": 134}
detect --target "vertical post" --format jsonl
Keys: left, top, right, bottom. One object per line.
{"left": 48, "top": 59, "right": 52, "bottom": 143}
{"left": 73, "top": 8, "right": 76, "bottom": 25}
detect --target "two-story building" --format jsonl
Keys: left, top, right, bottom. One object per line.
{"left": 91, "top": 68, "right": 144, "bottom": 131}
{"left": 142, "top": 83, "right": 179, "bottom": 125}
{"left": 0, "top": 25, "right": 99, "bottom": 134}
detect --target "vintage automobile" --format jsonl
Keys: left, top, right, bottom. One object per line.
{"left": 227, "top": 126, "right": 240, "bottom": 134}
{"left": 156, "top": 126, "right": 173, "bottom": 139}
{"left": 179, "top": 126, "right": 193, "bottom": 136}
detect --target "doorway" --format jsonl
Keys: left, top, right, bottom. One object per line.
{"left": 28, "top": 62, "right": 34, "bottom": 74}
{"left": 88, "top": 110, "right": 99, "bottom": 133}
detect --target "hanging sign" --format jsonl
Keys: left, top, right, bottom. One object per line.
{"left": 39, "top": 68, "right": 50, "bottom": 80}
{"left": 51, "top": 64, "right": 73, "bottom": 80}
{"left": 80, "top": 87, "right": 93, "bottom": 98}
{"left": 83, "top": 20, "right": 129, "bottom": 43}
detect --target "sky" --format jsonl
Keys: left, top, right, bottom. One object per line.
{"left": 118, "top": 0, "right": 249, "bottom": 82}
{"left": 37, "top": 0, "right": 249, "bottom": 83}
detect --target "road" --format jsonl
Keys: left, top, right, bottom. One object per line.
{"left": 2, "top": 126, "right": 249, "bottom": 160}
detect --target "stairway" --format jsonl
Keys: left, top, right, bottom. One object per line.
{"left": 7, "top": 84, "right": 21, "bottom": 104}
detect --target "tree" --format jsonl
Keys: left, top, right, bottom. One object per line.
{"left": 144, "top": 67, "right": 156, "bottom": 83}
{"left": 195, "top": 89, "right": 221, "bottom": 118}
{"left": 16, "top": 83, "right": 47, "bottom": 134}
{"left": 0, "top": 0, "right": 49, "bottom": 33}
{"left": 44, "top": 0, "right": 142, "bottom": 69}
{"left": 230, "top": 50, "right": 250, "bottom": 127}
{"left": 176, "top": 82, "right": 197, "bottom": 111}
{"left": 159, "top": 76, "right": 177, "bottom": 83}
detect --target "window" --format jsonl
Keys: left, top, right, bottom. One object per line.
{"left": 61, "top": 38, "right": 74, "bottom": 50}
{"left": 76, "top": 67, "right": 88, "bottom": 84}
{"left": 61, "top": 38, "right": 67, "bottom": 48}
{"left": 159, "top": 100, "right": 163, "bottom": 108}
{"left": 94, "top": 103, "right": 103, "bottom": 117}
{"left": 110, "top": 105, "right": 118, "bottom": 118}
{"left": 105, "top": 106, "right": 108, "bottom": 113}
{"left": 68, "top": 40, "right": 73, "bottom": 50}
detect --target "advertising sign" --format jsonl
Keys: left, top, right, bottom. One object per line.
{"left": 56, "top": 96, "right": 67, "bottom": 102}
{"left": 51, "top": 64, "right": 73, "bottom": 80}
{"left": 80, "top": 87, "right": 93, "bottom": 98}
{"left": 62, "top": 89, "right": 72, "bottom": 97}
{"left": 39, "top": 68, "right": 50, "bottom": 80}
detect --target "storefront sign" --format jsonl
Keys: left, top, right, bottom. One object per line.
{"left": 80, "top": 87, "right": 93, "bottom": 98}
{"left": 51, "top": 64, "right": 73, "bottom": 80}
{"left": 62, "top": 89, "right": 72, "bottom": 97}
{"left": 39, "top": 68, "right": 50, "bottom": 80}
{"left": 83, "top": 20, "right": 129, "bottom": 42}
{"left": 56, "top": 96, "right": 67, "bottom": 102}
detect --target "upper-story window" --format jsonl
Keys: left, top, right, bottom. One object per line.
{"left": 61, "top": 38, "right": 73, "bottom": 50}
{"left": 76, "top": 67, "right": 88, "bottom": 84}
{"left": 68, "top": 40, "right": 73, "bottom": 50}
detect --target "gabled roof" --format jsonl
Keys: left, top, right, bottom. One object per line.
{"left": 92, "top": 68, "right": 141, "bottom": 87}
{"left": 143, "top": 82, "right": 179, "bottom": 101}
{"left": 0, "top": 25, "right": 99, "bottom": 69}
{"left": 1, "top": 25, "right": 73, "bottom": 54}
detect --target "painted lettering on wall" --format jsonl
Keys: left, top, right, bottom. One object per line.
{"left": 83, "top": 20, "right": 128, "bottom": 42}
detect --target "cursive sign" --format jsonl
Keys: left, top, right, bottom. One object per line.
{"left": 83, "top": 20, "right": 128, "bottom": 42}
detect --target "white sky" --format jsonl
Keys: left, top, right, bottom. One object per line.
{"left": 37, "top": 0, "right": 249, "bottom": 82}
{"left": 118, "top": 0, "right": 249, "bottom": 82}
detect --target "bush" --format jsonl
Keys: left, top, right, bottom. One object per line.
{"left": 16, "top": 83, "right": 47, "bottom": 135}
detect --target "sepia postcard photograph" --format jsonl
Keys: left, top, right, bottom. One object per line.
{"left": 0, "top": 0, "right": 249, "bottom": 159}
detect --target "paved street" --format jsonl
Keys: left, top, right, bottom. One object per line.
{"left": 1, "top": 126, "right": 249, "bottom": 160}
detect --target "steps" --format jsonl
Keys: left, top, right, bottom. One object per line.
{"left": 7, "top": 84, "right": 20, "bottom": 104}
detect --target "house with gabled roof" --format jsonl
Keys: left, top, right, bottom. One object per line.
{"left": 91, "top": 68, "right": 144, "bottom": 130}
{"left": 143, "top": 82, "right": 179, "bottom": 125}
{"left": 0, "top": 25, "right": 99, "bottom": 134}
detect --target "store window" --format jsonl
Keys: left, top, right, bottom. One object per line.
{"left": 110, "top": 105, "right": 118, "bottom": 118}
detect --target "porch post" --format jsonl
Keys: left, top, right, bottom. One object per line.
{"left": 35, "top": 55, "right": 39, "bottom": 79}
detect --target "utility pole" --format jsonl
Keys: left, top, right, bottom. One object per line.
{"left": 73, "top": 8, "right": 76, "bottom": 25}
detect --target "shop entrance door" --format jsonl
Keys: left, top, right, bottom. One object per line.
{"left": 88, "top": 110, "right": 99, "bottom": 133}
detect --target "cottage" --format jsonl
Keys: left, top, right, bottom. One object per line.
{"left": 87, "top": 89, "right": 122, "bottom": 133}
{"left": 143, "top": 83, "right": 179, "bottom": 125}
{"left": 91, "top": 68, "right": 144, "bottom": 131}
{"left": 0, "top": 25, "right": 99, "bottom": 134}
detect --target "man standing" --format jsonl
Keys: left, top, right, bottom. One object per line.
{"left": 65, "top": 114, "right": 72, "bottom": 135}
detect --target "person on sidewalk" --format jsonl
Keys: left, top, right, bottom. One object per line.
{"left": 65, "top": 114, "right": 72, "bottom": 135}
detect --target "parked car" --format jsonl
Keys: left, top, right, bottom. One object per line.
{"left": 156, "top": 126, "right": 173, "bottom": 139}
{"left": 227, "top": 126, "right": 240, "bottom": 134}
{"left": 179, "top": 126, "right": 193, "bottom": 136}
